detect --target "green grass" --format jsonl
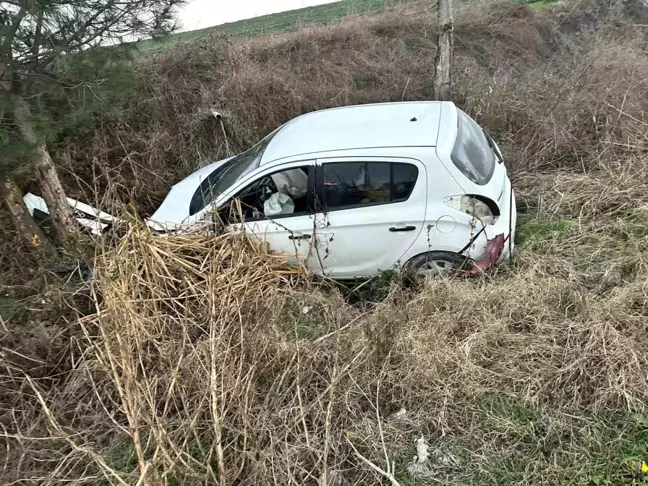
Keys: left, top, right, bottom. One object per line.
{"left": 478, "top": 393, "right": 538, "bottom": 427}
{"left": 527, "top": 0, "right": 560, "bottom": 8}
{"left": 136, "top": 0, "right": 415, "bottom": 53}
{"left": 0, "top": 296, "right": 20, "bottom": 321}
{"left": 448, "top": 403, "right": 648, "bottom": 485}
{"left": 135, "top": 0, "right": 558, "bottom": 53}
{"left": 516, "top": 213, "right": 574, "bottom": 251}
{"left": 384, "top": 396, "right": 648, "bottom": 485}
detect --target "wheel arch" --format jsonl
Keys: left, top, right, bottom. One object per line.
{"left": 403, "top": 250, "right": 469, "bottom": 269}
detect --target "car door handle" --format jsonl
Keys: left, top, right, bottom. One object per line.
{"left": 288, "top": 232, "right": 311, "bottom": 240}
{"left": 389, "top": 225, "right": 416, "bottom": 232}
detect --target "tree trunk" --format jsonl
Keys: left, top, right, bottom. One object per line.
{"left": 0, "top": 176, "right": 57, "bottom": 257}
{"left": 2, "top": 60, "right": 55, "bottom": 256}
{"left": 433, "top": 0, "right": 454, "bottom": 101}
{"left": 13, "top": 97, "right": 79, "bottom": 246}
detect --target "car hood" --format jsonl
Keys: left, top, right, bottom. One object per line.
{"left": 147, "top": 156, "right": 233, "bottom": 231}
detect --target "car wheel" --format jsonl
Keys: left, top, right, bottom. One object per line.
{"left": 407, "top": 251, "right": 469, "bottom": 279}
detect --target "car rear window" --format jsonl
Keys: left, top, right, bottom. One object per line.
{"left": 322, "top": 161, "right": 418, "bottom": 210}
{"left": 450, "top": 110, "right": 496, "bottom": 186}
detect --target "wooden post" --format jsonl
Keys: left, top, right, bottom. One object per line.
{"left": 433, "top": 0, "right": 454, "bottom": 101}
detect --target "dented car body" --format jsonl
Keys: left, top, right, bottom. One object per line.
{"left": 25, "top": 102, "right": 516, "bottom": 278}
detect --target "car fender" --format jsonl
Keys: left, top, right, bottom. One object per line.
{"left": 399, "top": 218, "right": 488, "bottom": 266}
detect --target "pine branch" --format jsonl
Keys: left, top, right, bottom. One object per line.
{"left": 1, "top": 3, "right": 26, "bottom": 57}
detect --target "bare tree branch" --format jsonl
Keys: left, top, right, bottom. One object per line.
{"left": 31, "top": 8, "right": 45, "bottom": 59}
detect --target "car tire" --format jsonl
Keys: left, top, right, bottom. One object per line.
{"left": 406, "top": 251, "right": 469, "bottom": 279}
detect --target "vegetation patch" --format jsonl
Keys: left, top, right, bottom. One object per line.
{"left": 516, "top": 213, "right": 574, "bottom": 250}
{"left": 136, "top": 0, "right": 418, "bottom": 53}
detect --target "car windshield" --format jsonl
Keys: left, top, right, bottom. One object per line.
{"left": 189, "top": 128, "right": 281, "bottom": 216}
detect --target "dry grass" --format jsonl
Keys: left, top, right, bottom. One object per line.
{"left": 3, "top": 0, "right": 648, "bottom": 484}
{"left": 3, "top": 198, "right": 648, "bottom": 484}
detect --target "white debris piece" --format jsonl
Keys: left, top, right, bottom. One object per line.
{"left": 23, "top": 193, "right": 120, "bottom": 237}
{"left": 413, "top": 437, "right": 430, "bottom": 463}
{"left": 406, "top": 437, "right": 431, "bottom": 476}
{"left": 387, "top": 406, "right": 407, "bottom": 421}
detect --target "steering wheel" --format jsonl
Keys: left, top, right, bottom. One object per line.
{"left": 256, "top": 176, "right": 277, "bottom": 208}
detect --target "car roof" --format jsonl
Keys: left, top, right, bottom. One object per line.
{"left": 259, "top": 101, "right": 455, "bottom": 165}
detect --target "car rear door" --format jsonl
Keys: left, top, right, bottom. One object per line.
{"left": 314, "top": 157, "right": 427, "bottom": 279}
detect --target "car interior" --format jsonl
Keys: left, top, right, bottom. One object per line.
{"left": 223, "top": 167, "right": 310, "bottom": 223}
{"left": 217, "top": 161, "right": 418, "bottom": 225}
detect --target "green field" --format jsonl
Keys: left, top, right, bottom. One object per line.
{"left": 136, "top": 0, "right": 557, "bottom": 53}
{"left": 137, "top": 0, "right": 416, "bottom": 52}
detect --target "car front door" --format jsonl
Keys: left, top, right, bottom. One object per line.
{"left": 315, "top": 157, "right": 427, "bottom": 279}
{"left": 217, "top": 161, "right": 322, "bottom": 272}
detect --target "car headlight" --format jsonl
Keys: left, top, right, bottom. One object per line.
{"left": 444, "top": 195, "right": 496, "bottom": 225}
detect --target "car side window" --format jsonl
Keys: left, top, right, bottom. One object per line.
{"left": 321, "top": 162, "right": 418, "bottom": 211}
{"left": 222, "top": 165, "right": 313, "bottom": 223}
{"left": 392, "top": 163, "right": 418, "bottom": 202}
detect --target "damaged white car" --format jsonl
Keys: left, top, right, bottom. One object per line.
{"left": 25, "top": 101, "right": 516, "bottom": 278}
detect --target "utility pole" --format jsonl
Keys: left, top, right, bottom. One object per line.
{"left": 433, "top": 0, "right": 454, "bottom": 101}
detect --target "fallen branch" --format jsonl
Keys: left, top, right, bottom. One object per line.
{"left": 346, "top": 438, "right": 401, "bottom": 486}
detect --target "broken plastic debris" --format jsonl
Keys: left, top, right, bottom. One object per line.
{"left": 413, "top": 437, "right": 430, "bottom": 464}
{"left": 456, "top": 233, "right": 506, "bottom": 277}
{"left": 387, "top": 407, "right": 407, "bottom": 421}
{"left": 406, "top": 437, "right": 431, "bottom": 476}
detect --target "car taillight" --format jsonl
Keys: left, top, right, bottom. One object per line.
{"left": 444, "top": 196, "right": 496, "bottom": 225}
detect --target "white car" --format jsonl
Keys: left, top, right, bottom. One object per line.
{"left": 26, "top": 101, "right": 516, "bottom": 278}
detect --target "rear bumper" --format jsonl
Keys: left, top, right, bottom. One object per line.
{"left": 496, "top": 186, "right": 516, "bottom": 263}
{"left": 466, "top": 233, "right": 507, "bottom": 274}
{"left": 461, "top": 183, "right": 516, "bottom": 273}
